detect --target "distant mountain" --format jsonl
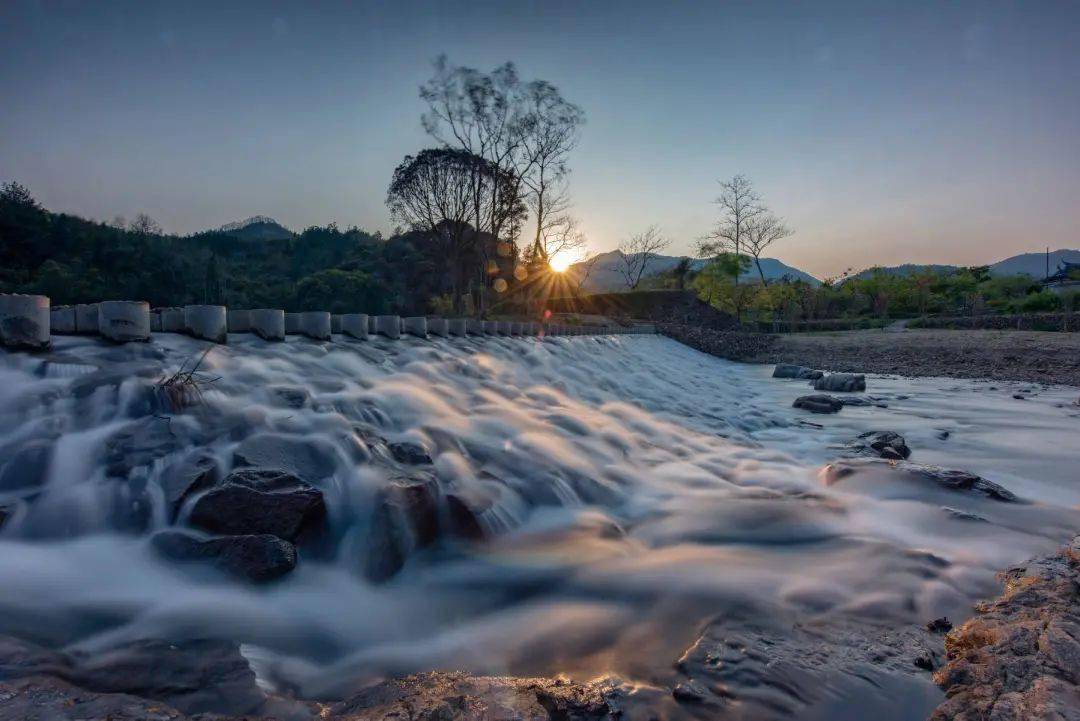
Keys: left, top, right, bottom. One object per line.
{"left": 567, "top": 251, "right": 820, "bottom": 292}
{"left": 218, "top": 216, "right": 293, "bottom": 241}
{"left": 988, "top": 249, "right": 1080, "bottom": 278}
{"left": 846, "top": 264, "right": 959, "bottom": 281}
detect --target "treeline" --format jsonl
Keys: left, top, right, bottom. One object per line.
{"left": 647, "top": 255, "right": 1079, "bottom": 324}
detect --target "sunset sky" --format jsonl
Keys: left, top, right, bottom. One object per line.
{"left": 2, "top": 0, "right": 1078, "bottom": 279}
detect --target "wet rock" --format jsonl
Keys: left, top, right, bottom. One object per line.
{"left": 673, "top": 616, "right": 942, "bottom": 718}
{"left": 931, "top": 536, "right": 1080, "bottom": 721}
{"left": 839, "top": 396, "right": 889, "bottom": 408}
{"left": 446, "top": 492, "right": 488, "bottom": 540}
{"left": 363, "top": 475, "right": 440, "bottom": 582}
{"left": 845, "top": 431, "right": 911, "bottom": 460}
{"left": 671, "top": 681, "right": 708, "bottom": 704}
{"left": 388, "top": 441, "right": 432, "bottom": 465}
{"left": 233, "top": 433, "right": 337, "bottom": 481}
{"left": 189, "top": 468, "right": 325, "bottom": 541}
{"left": 0, "top": 438, "right": 52, "bottom": 492}
{"left": 942, "top": 506, "right": 987, "bottom": 522}
{"left": 70, "top": 639, "right": 266, "bottom": 716}
{"left": 158, "top": 451, "right": 220, "bottom": 521}
{"left": 813, "top": 373, "right": 866, "bottom": 392}
{"left": 269, "top": 385, "right": 311, "bottom": 409}
{"left": 793, "top": 394, "right": 843, "bottom": 414}
{"left": 936, "top": 429, "right": 951, "bottom": 440}
{"left": 822, "top": 459, "right": 1019, "bottom": 502}
{"left": 104, "top": 420, "right": 183, "bottom": 478}
{"left": 772, "top": 364, "right": 822, "bottom": 380}
{"left": 926, "top": 617, "right": 953, "bottom": 634}
{"left": 0, "top": 675, "right": 190, "bottom": 720}
{"left": 330, "top": 671, "right": 621, "bottom": 721}
{"left": 152, "top": 530, "right": 297, "bottom": 582}
{"left": 0, "top": 503, "right": 11, "bottom": 530}
{"left": 0, "top": 634, "right": 71, "bottom": 680}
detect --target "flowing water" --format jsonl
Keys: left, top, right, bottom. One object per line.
{"left": 1, "top": 333, "right": 1078, "bottom": 718}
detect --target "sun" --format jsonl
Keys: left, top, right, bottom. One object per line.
{"left": 548, "top": 253, "right": 574, "bottom": 273}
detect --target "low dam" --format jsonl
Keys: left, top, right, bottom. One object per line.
{"left": 1, "top": 293, "right": 1078, "bottom": 720}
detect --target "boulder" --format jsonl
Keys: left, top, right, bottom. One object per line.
{"left": 845, "top": 431, "right": 911, "bottom": 460}
{"left": 772, "top": 364, "right": 822, "bottom": 380}
{"left": 813, "top": 373, "right": 866, "bottom": 392}
{"left": 158, "top": 451, "right": 220, "bottom": 521}
{"left": 152, "top": 530, "right": 297, "bottom": 583}
{"left": 268, "top": 385, "right": 311, "bottom": 409}
{"left": 233, "top": 432, "right": 337, "bottom": 480}
{"left": 0, "top": 675, "right": 191, "bottom": 720}
{"left": 0, "top": 438, "right": 53, "bottom": 492}
{"left": 388, "top": 441, "right": 432, "bottom": 465}
{"left": 189, "top": 468, "right": 326, "bottom": 541}
{"left": 364, "top": 474, "right": 440, "bottom": 582}
{"left": 793, "top": 394, "right": 843, "bottom": 414}
{"left": 0, "top": 293, "right": 50, "bottom": 351}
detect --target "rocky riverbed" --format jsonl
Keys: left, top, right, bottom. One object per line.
{"left": 1, "top": 333, "right": 1078, "bottom": 720}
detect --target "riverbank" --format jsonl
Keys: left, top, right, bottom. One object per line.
{"left": 663, "top": 326, "right": 1080, "bottom": 388}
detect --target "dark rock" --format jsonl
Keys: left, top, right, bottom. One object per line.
{"left": 0, "top": 634, "right": 71, "bottom": 680}
{"left": 0, "top": 503, "right": 10, "bottom": 530}
{"left": 70, "top": 638, "right": 266, "bottom": 716}
{"left": 269, "top": 385, "right": 311, "bottom": 409}
{"left": 913, "top": 653, "right": 936, "bottom": 671}
{"left": 0, "top": 315, "right": 49, "bottom": 351}
{"left": 158, "top": 451, "right": 220, "bottom": 521}
{"left": 233, "top": 433, "right": 337, "bottom": 481}
{"left": 813, "top": 373, "right": 867, "bottom": 392}
{"left": 0, "top": 438, "right": 52, "bottom": 492}
{"left": 152, "top": 530, "right": 297, "bottom": 582}
{"left": 845, "top": 431, "right": 911, "bottom": 460}
{"left": 926, "top": 617, "right": 953, "bottom": 634}
{"left": 189, "top": 468, "right": 326, "bottom": 541}
{"left": 772, "top": 364, "right": 822, "bottom": 380}
{"left": 793, "top": 394, "right": 843, "bottom": 414}
{"left": 363, "top": 475, "right": 440, "bottom": 582}
{"left": 388, "top": 441, "right": 433, "bottom": 465}
{"left": 1012, "top": 393, "right": 1026, "bottom": 400}
{"left": 822, "top": 459, "right": 1020, "bottom": 502}
{"left": 936, "top": 430, "right": 951, "bottom": 440}
{"left": 671, "top": 681, "right": 708, "bottom": 704}
{"left": 446, "top": 493, "right": 487, "bottom": 540}
{"left": 942, "top": 506, "right": 987, "bottom": 522}
{"left": 104, "top": 420, "right": 183, "bottom": 478}
{"left": 0, "top": 675, "right": 189, "bottom": 720}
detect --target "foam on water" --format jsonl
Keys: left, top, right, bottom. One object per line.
{"left": 0, "top": 334, "right": 1078, "bottom": 715}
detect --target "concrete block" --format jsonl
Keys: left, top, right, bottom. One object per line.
{"left": 427, "top": 317, "right": 449, "bottom": 337}
{"left": 98, "top": 300, "right": 150, "bottom": 343}
{"left": 75, "top": 303, "right": 99, "bottom": 334}
{"left": 448, "top": 318, "right": 468, "bottom": 336}
{"left": 482, "top": 320, "right": 498, "bottom": 335}
{"left": 497, "top": 321, "right": 512, "bottom": 336}
{"left": 161, "top": 308, "right": 185, "bottom": 332}
{"left": 331, "top": 314, "right": 342, "bottom": 334}
{"left": 341, "top": 313, "right": 369, "bottom": 339}
{"left": 403, "top": 316, "right": 427, "bottom": 338}
{"left": 50, "top": 306, "right": 77, "bottom": 334}
{"left": 0, "top": 293, "right": 50, "bottom": 350}
{"left": 300, "top": 311, "right": 331, "bottom": 340}
{"left": 284, "top": 312, "right": 301, "bottom": 334}
{"left": 184, "top": 305, "right": 228, "bottom": 343}
{"left": 249, "top": 309, "right": 285, "bottom": 341}
{"left": 376, "top": 315, "right": 401, "bottom": 338}
{"left": 227, "top": 309, "right": 251, "bottom": 333}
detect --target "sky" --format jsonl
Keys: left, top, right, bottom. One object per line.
{"left": 2, "top": 0, "right": 1078, "bottom": 279}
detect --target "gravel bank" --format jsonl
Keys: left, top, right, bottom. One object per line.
{"left": 664, "top": 326, "right": 1080, "bottom": 388}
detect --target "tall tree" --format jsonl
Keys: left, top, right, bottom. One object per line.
{"left": 697, "top": 174, "right": 762, "bottom": 289}
{"left": 743, "top": 212, "right": 792, "bottom": 285}
{"left": 618, "top": 226, "right": 671, "bottom": 289}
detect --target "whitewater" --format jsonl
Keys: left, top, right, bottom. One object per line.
{"left": 1, "top": 333, "right": 1078, "bottom": 719}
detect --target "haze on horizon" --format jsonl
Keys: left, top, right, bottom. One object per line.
{"left": 2, "top": 0, "right": 1078, "bottom": 279}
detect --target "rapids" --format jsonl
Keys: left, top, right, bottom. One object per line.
{"left": 1, "top": 333, "right": 1078, "bottom": 718}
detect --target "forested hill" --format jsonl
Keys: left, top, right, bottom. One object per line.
{"left": 0, "top": 184, "right": 449, "bottom": 315}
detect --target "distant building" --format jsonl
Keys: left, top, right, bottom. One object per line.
{"left": 1043, "top": 260, "right": 1080, "bottom": 294}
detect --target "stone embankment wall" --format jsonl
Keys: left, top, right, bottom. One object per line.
{"left": 0, "top": 294, "right": 656, "bottom": 349}
{"left": 909, "top": 312, "right": 1080, "bottom": 332}
{"left": 659, "top": 323, "right": 777, "bottom": 362}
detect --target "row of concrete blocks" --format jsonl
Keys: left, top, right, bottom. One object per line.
{"left": 0, "top": 294, "right": 656, "bottom": 348}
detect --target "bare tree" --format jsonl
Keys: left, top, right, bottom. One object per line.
{"left": 129, "top": 213, "right": 162, "bottom": 236}
{"left": 618, "top": 226, "right": 671, "bottom": 290}
{"left": 743, "top": 212, "right": 792, "bottom": 285}
{"left": 697, "top": 175, "right": 762, "bottom": 288}
{"left": 569, "top": 252, "right": 602, "bottom": 293}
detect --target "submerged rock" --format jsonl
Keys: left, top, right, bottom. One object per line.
{"left": 845, "top": 431, "right": 911, "bottom": 460}
{"left": 814, "top": 373, "right": 867, "bottom": 392}
{"left": 152, "top": 530, "right": 297, "bottom": 582}
{"left": 794, "top": 394, "right": 843, "bottom": 414}
{"left": 822, "top": 459, "right": 1019, "bottom": 502}
{"left": 233, "top": 433, "right": 337, "bottom": 481}
{"left": 773, "top": 364, "right": 823, "bottom": 380}
{"left": 364, "top": 475, "right": 440, "bottom": 582}
{"left": 158, "top": 451, "right": 220, "bottom": 521}
{"left": 388, "top": 440, "right": 433, "bottom": 465}
{"left": 268, "top": 385, "right": 311, "bottom": 409}
{"left": 0, "top": 438, "right": 52, "bottom": 492}
{"left": 104, "top": 420, "right": 183, "bottom": 478}
{"left": 931, "top": 536, "right": 1080, "bottom": 721}
{"left": 189, "top": 468, "right": 326, "bottom": 541}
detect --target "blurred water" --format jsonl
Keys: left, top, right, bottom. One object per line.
{"left": 0, "top": 333, "right": 1077, "bottom": 716}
